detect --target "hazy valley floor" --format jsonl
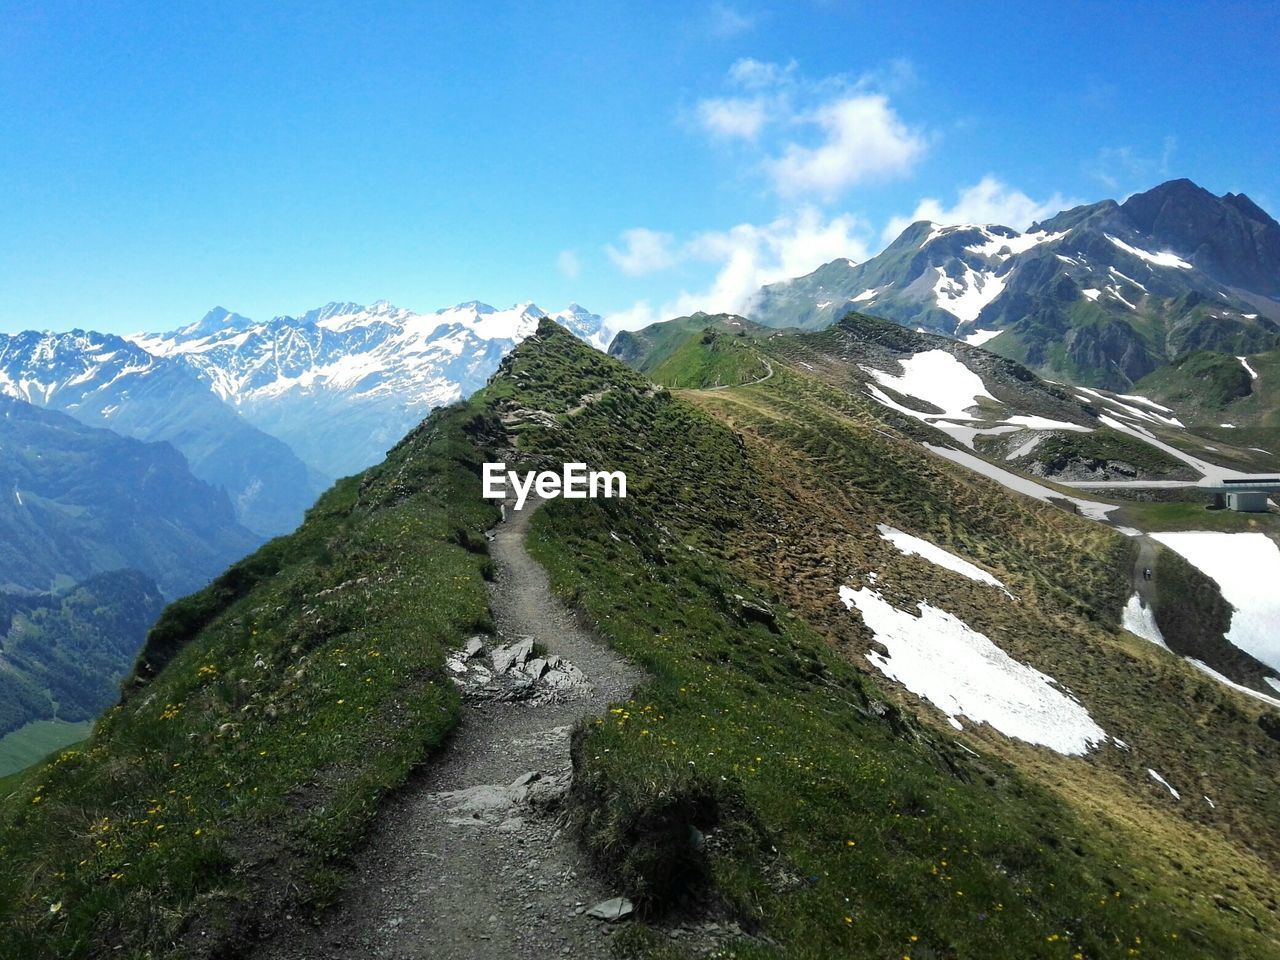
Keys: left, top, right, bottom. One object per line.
{"left": 256, "top": 498, "right": 642, "bottom": 960}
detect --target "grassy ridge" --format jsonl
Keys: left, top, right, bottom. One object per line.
{"left": 607, "top": 312, "right": 764, "bottom": 373}
{"left": 646, "top": 327, "right": 769, "bottom": 389}
{"left": 496, "top": 323, "right": 1279, "bottom": 957}
{"left": 0, "top": 408, "right": 499, "bottom": 958}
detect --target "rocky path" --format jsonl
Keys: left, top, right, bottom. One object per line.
{"left": 706, "top": 355, "right": 774, "bottom": 391}
{"left": 257, "top": 498, "right": 643, "bottom": 960}
{"left": 1131, "top": 535, "right": 1159, "bottom": 607}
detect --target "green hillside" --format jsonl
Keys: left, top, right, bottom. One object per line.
{"left": 0, "top": 720, "right": 93, "bottom": 778}
{"left": 607, "top": 312, "right": 765, "bottom": 373}
{"left": 0, "top": 395, "right": 263, "bottom": 598}
{"left": 644, "top": 326, "right": 770, "bottom": 388}
{"left": 2, "top": 320, "right": 1278, "bottom": 959}
{"left": 0, "top": 570, "right": 165, "bottom": 747}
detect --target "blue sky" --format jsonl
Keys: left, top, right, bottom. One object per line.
{"left": 2, "top": 1, "right": 1277, "bottom": 334}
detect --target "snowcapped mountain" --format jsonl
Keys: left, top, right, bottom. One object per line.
{"left": 0, "top": 329, "right": 321, "bottom": 537}
{"left": 751, "top": 179, "right": 1280, "bottom": 390}
{"left": 0, "top": 299, "right": 605, "bottom": 528}
{"left": 128, "top": 300, "right": 608, "bottom": 478}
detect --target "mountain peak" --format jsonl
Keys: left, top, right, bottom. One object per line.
{"left": 176, "top": 306, "right": 255, "bottom": 339}
{"left": 443, "top": 300, "right": 496, "bottom": 315}
{"left": 1223, "top": 191, "right": 1278, "bottom": 229}
{"left": 314, "top": 301, "right": 367, "bottom": 320}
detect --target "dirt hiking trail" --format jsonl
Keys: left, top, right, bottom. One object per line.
{"left": 257, "top": 498, "right": 643, "bottom": 960}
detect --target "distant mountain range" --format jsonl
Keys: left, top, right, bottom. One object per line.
{"left": 0, "top": 395, "right": 261, "bottom": 598}
{"left": 0, "top": 300, "right": 607, "bottom": 531}
{"left": 129, "top": 300, "right": 606, "bottom": 478}
{"left": 751, "top": 179, "right": 1280, "bottom": 390}
{"left": 0, "top": 329, "right": 323, "bottom": 537}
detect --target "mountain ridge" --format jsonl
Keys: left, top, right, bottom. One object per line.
{"left": 0, "top": 328, "right": 323, "bottom": 537}
{"left": 749, "top": 179, "right": 1280, "bottom": 390}
{"left": 0, "top": 298, "right": 607, "bottom": 528}
{"left": 127, "top": 298, "right": 607, "bottom": 478}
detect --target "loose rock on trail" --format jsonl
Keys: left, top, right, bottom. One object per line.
{"left": 256, "top": 498, "right": 642, "bottom": 960}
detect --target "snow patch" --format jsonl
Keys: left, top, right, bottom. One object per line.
{"left": 924, "top": 444, "right": 1119, "bottom": 521}
{"left": 1106, "top": 235, "right": 1193, "bottom": 270}
{"left": 838, "top": 586, "right": 1107, "bottom": 755}
{"left": 1186, "top": 659, "right": 1280, "bottom": 710}
{"left": 1147, "top": 769, "right": 1180, "bottom": 799}
{"left": 1004, "top": 415, "right": 1091, "bottom": 432}
{"left": 1238, "top": 356, "right": 1259, "bottom": 380}
{"left": 1117, "top": 393, "right": 1175, "bottom": 414}
{"left": 965, "top": 229, "right": 1065, "bottom": 259}
{"left": 962, "top": 329, "right": 1003, "bottom": 346}
{"left": 1098, "top": 415, "right": 1220, "bottom": 477}
{"left": 876, "top": 524, "right": 1010, "bottom": 595}
{"left": 1108, "top": 266, "right": 1148, "bottom": 291}
{"left": 1106, "top": 285, "right": 1137, "bottom": 310}
{"left": 933, "top": 266, "right": 1007, "bottom": 324}
{"left": 1006, "top": 434, "right": 1045, "bottom": 461}
{"left": 863, "top": 350, "right": 997, "bottom": 421}
{"left": 1152, "top": 532, "right": 1280, "bottom": 672}
{"left": 1122, "top": 594, "right": 1166, "bottom": 648}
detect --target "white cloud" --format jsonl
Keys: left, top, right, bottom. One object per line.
{"left": 882, "top": 176, "right": 1076, "bottom": 244}
{"left": 697, "top": 97, "right": 770, "bottom": 141}
{"left": 606, "top": 228, "right": 678, "bottom": 276}
{"left": 602, "top": 299, "right": 663, "bottom": 333}
{"left": 706, "top": 2, "right": 756, "bottom": 38}
{"left": 767, "top": 94, "right": 926, "bottom": 199}
{"left": 604, "top": 208, "right": 870, "bottom": 334}
{"left": 727, "top": 57, "right": 795, "bottom": 89}
{"left": 556, "top": 249, "right": 581, "bottom": 279}
{"left": 692, "top": 59, "right": 926, "bottom": 201}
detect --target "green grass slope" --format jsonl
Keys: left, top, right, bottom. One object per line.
{"left": 3, "top": 320, "right": 1278, "bottom": 959}
{"left": 607, "top": 312, "right": 765, "bottom": 373}
{"left": 644, "top": 326, "right": 770, "bottom": 389}
{"left": 0, "top": 720, "right": 92, "bottom": 778}
{"left": 493, "top": 323, "right": 1280, "bottom": 957}
{"left": 0, "top": 409, "right": 499, "bottom": 958}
